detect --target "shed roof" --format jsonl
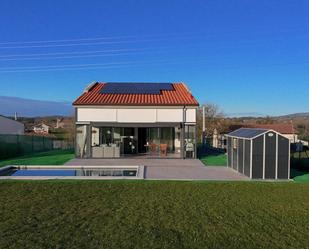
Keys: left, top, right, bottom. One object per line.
{"left": 226, "top": 128, "right": 269, "bottom": 139}
{"left": 73, "top": 82, "right": 199, "bottom": 106}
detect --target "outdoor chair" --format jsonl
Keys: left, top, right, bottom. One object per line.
{"left": 160, "top": 144, "right": 168, "bottom": 156}
{"left": 149, "top": 143, "right": 157, "bottom": 156}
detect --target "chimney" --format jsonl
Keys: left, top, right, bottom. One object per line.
{"left": 14, "top": 112, "right": 17, "bottom": 121}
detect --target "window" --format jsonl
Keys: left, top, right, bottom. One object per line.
{"left": 101, "top": 127, "right": 113, "bottom": 145}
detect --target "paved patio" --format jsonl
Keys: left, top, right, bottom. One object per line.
{"left": 65, "top": 159, "right": 248, "bottom": 180}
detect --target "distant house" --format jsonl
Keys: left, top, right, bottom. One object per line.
{"left": 243, "top": 124, "right": 298, "bottom": 143}
{"left": 213, "top": 123, "right": 307, "bottom": 149}
{"left": 0, "top": 115, "right": 24, "bottom": 135}
{"left": 33, "top": 123, "right": 50, "bottom": 134}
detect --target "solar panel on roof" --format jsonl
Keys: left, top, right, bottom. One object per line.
{"left": 100, "top": 83, "right": 174, "bottom": 94}
{"left": 227, "top": 128, "right": 269, "bottom": 139}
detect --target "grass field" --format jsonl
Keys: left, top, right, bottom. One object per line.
{"left": 0, "top": 150, "right": 74, "bottom": 168}
{"left": 200, "top": 154, "right": 227, "bottom": 166}
{"left": 291, "top": 150, "right": 309, "bottom": 182}
{"left": 0, "top": 181, "right": 308, "bottom": 249}
{"left": 291, "top": 167, "right": 309, "bottom": 182}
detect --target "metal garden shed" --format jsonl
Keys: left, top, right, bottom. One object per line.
{"left": 226, "top": 128, "right": 290, "bottom": 179}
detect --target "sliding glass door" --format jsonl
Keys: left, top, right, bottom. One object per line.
{"left": 87, "top": 125, "right": 182, "bottom": 158}
{"left": 143, "top": 127, "right": 178, "bottom": 158}
{"left": 146, "top": 128, "right": 160, "bottom": 157}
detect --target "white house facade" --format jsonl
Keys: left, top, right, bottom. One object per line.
{"left": 33, "top": 123, "right": 50, "bottom": 134}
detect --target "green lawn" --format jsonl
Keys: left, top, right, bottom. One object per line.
{"left": 200, "top": 154, "right": 227, "bottom": 166}
{"left": 0, "top": 181, "right": 308, "bottom": 249}
{"left": 0, "top": 150, "right": 75, "bottom": 167}
{"left": 291, "top": 152, "right": 309, "bottom": 182}
{"left": 293, "top": 173, "right": 309, "bottom": 182}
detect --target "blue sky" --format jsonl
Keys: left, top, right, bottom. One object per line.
{"left": 0, "top": 0, "right": 308, "bottom": 116}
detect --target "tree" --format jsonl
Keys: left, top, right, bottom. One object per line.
{"left": 196, "top": 103, "right": 225, "bottom": 142}
{"left": 256, "top": 116, "right": 275, "bottom": 124}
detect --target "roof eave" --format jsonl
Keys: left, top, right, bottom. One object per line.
{"left": 73, "top": 103, "right": 199, "bottom": 107}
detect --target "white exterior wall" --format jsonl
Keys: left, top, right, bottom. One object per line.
{"left": 283, "top": 134, "right": 298, "bottom": 143}
{"left": 0, "top": 116, "right": 24, "bottom": 135}
{"left": 77, "top": 108, "right": 117, "bottom": 122}
{"left": 117, "top": 109, "right": 157, "bottom": 123}
{"left": 76, "top": 106, "right": 197, "bottom": 124}
{"left": 185, "top": 108, "right": 196, "bottom": 123}
{"left": 157, "top": 109, "right": 183, "bottom": 122}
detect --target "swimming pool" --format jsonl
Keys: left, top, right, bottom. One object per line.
{"left": 0, "top": 165, "right": 144, "bottom": 179}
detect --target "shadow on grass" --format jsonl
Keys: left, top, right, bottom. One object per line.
{"left": 197, "top": 145, "right": 227, "bottom": 166}
{"left": 197, "top": 144, "right": 225, "bottom": 157}
{"left": 290, "top": 155, "right": 309, "bottom": 181}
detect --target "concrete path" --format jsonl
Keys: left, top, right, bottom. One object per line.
{"left": 65, "top": 159, "right": 248, "bottom": 180}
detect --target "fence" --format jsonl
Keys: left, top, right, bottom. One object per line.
{"left": 0, "top": 134, "right": 74, "bottom": 160}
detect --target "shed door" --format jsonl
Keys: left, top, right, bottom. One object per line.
{"left": 265, "top": 132, "right": 276, "bottom": 179}
{"left": 252, "top": 136, "right": 264, "bottom": 179}
{"left": 238, "top": 139, "right": 244, "bottom": 174}
{"left": 278, "top": 135, "right": 289, "bottom": 179}
{"left": 244, "top": 140, "right": 251, "bottom": 177}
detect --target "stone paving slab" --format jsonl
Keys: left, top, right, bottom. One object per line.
{"left": 66, "top": 159, "right": 248, "bottom": 180}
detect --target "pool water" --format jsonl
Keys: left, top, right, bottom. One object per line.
{"left": 4, "top": 168, "right": 137, "bottom": 177}
{"left": 11, "top": 169, "right": 76, "bottom": 176}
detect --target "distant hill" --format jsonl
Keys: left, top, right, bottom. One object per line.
{"left": 226, "top": 112, "right": 309, "bottom": 119}
{"left": 226, "top": 112, "right": 266, "bottom": 118}
{"left": 278, "top": 113, "right": 309, "bottom": 119}
{"left": 0, "top": 96, "right": 73, "bottom": 117}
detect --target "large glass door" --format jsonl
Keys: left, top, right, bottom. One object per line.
{"left": 88, "top": 126, "right": 182, "bottom": 158}
{"left": 160, "top": 127, "right": 174, "bottom": 156}
{"left": 122, "top": 128, "right": 137, "bottom": 155}
{"left": 143, "top": 127, "right": 178, "bottom": 158}
{"left": 146, "top": 128, "right": 160, "bottom": 157}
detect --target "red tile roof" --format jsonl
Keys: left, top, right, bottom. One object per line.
{"left": 229, "top": 123, "right": 296, "bottom": 134}
{"left": 247, "top": 124, "right": 296, "bottom": 134}
{"left": 73, "top": 82, "right": 199, "bottom": 106}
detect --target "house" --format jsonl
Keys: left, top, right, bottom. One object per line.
{"left": 242, "top": 124, "right": 298, "bottom": 143}
{"left": 33, "top": 123, "right": 50, "bottom": 134}
{"left": 73, "top": 82, "right": 199, "bottom": 159}
{"left": 0, "top": 115, "right": 24, "bottom": 135}
{"left": 213, "top": 123, "right": 306, "bottom": 149}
